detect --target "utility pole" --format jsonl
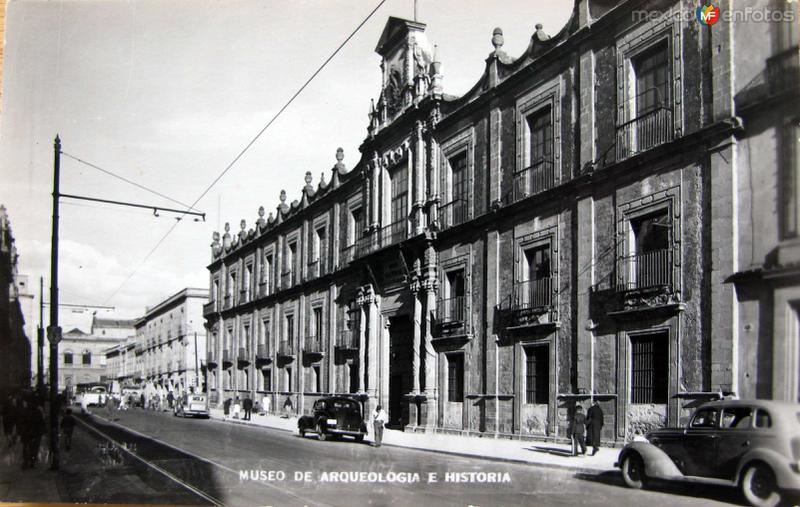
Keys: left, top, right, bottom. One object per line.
{"left": 37, "top": 276, "right": 44, "bottom": 396}
{"left": 48, "top": 135, "right": 62, "bottom": 471}
{"left": 194, "top": 331, "right": 200, "bottom": 389}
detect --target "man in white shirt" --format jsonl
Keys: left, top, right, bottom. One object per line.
{"left": 372, "top": 405, "right": 388, "bottom": 447}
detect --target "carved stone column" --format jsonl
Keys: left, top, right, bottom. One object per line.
{"left": 365, "top": 287, "right": 380, "bottom": 399}
{"left": 410, "top": 280, "right": 422, "bottom": 394}
{"left": 422, "top": 277, "right": 438, "bottom": 428}
{"left": 370, "top": 154, "right": 381, "bottom": 230}
{"left": 412, "top": 120, "right": 425, "bottom": 234}
{"left": 356, "top": 288, "right": 367, "bottom": 393}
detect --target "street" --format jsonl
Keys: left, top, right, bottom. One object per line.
{"left": 78, "top": 409, "right": 745, "bottom": 507}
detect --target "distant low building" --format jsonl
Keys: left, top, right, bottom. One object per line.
{"left": 59, "top": 316, "right": 135, "bottom": 393}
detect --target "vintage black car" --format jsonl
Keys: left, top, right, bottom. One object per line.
{"left": 617, "top": 399, "right": 800, "bottom": 507}
{"left": 297, "top": 396, "right": 367, "bottom": 442}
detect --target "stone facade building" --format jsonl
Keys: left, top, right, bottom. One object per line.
{"left": 0, "top": 205, "right": 31, "bottom": 396}
{"left": 205, "top": 0, "right": 799, "bottom": 443}
{"left": 134, "top": 288, "right": 208, "bottom": 396}
{"left": 58, "top": 317, "right": 135, "bottom": 393}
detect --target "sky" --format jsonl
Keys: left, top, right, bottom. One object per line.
{"left": 0, "top": 0, "right": 574, "bottom": 332}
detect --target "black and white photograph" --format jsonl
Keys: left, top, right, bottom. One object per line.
{"left": 0, "top": 0, "right": 799, "bottom": 505}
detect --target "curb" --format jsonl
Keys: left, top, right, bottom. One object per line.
{"left": 208, "top": 414, "right": 614, "bottom": 476}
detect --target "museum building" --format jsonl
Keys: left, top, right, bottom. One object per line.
{"left": 204, "top": 0, "right": 800, "bottom": 442}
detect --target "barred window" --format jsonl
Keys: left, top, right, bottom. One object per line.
{"left": 447, "top": 354, "right": 464, "bottom": 402}
{"left": 525, "top": 345, "right": 549, "bottom": 404}
{"left": 630, "top": 332, "right": 668, "bottom": 404}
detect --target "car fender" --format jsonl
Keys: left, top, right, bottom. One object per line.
{"left": 619, "top": 442, "right": 684, "bottom": 480}
{"left": 297, "top": 415, "right": 314, "bottom": 430}
{"left": 735, "top": 447, "right": 800, "bottom": 490}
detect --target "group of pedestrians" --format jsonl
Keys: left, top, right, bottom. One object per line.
{"left": 222, "top": 396, "right": 254, "bottom": 420}
{"left": 1, "top": 393, "right": 47, "bottom": 469}
{"left": 567, "top": 399, "right": 605, "bottom": 456}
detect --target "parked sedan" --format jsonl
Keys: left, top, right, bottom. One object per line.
{"left": 298, "top": 396, "right": 367, "bottom": 442}
{"left": 617, "top": 399, "right": 800, "bottom": 507}
{"left": 174, "top": 393, "right": 210, "bottom": 418}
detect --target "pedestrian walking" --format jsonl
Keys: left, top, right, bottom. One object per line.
{"left": 2, "top": 395, "right": 18, "bottom": 446}
{"left": 371, "top": 405, "right": 388, "bottom": 447}
{"left": 223, "top": 397, "right": 232, "bottom": 420}
{"left": 569, "top": 405, "right": 587, "bottom": 456}
{"left": 167, "top": 391, "right": 175, "bottom": 410}
{"left": 61, "top": 408, "right": 76, "bottom": 451}
{"left": 282, "top": 396, "right": 293, "bottom": 418}
{"left": 20, "top": 398, "right": 45, "bottom": 469}
{"left": 243, "top": 396, "right": 253, "bottom": 421}
{"left": 585, "top": 399, "right": 604, "bottom": 456}
{"left": 140, "top": 393, "right": 145, "bottom": 409}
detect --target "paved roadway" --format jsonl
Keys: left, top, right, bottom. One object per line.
{"left": 81, "top": 409, "right": 744, "bottom": 507}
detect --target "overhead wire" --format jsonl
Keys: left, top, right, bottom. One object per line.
{"left": 99, "top": 0, "right": 389, "bottom": 306}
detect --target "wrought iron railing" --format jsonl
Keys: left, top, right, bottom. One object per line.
{"left": 222, "top": 349, "right": 232, "bottom": 364}
{"left": 223, "top": 295, "right": 232, "bottom": 310}
{"left": 278, "top": 340, "right": 295, "bottom": 356}
{"left": 202, "top": 301, "right": 217, "bottom": 317}
{"left": 437, "top": 199, "right": 469, "bottom": 230}
{"left": 237, "top": 347, "right": 249, "bottom": 362}
{"left": 512, "top": 277, "right": 553, "bottom": 310}
{"left": 356, "top": 232, "right": 379, "bottom": 258}
{"left": 618, "top": 249, "right": 672, "bottom": 291}
{"left": 340, "top": 244, "right": 356, "bottom": 266}
{"left": 512, "top": 160, "right": 555, "bottom": 203}
{"left": 767, "top": 46, "right": 799, "bottom": 96}
{"left": 379, "top": 219, "right": 407, "bottom": 247}
{"left": 304, "top": 336, "right": 323, "bottom": 354}
{"left": 256, "top": 343, "right": 270, "bottom": 359}
{"left": 240, "top": 289, "right": 249, "bottom": 304}
{"left": 436, "top": 296, "right": 467, "bottom": 325}
{"left": 336, "top": 330, "right": 359, "bottom": 350}
{"left": 616, "top": 107, "right": 673, "bottom": 161}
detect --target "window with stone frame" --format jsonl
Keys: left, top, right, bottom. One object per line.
{"left": 516, "top": 105, "right": 555, "bottom": 200}
{"left": 262, "top": 251, "right": 273, "bottom": 295}
{"left": 82, "top": 350, "right": 91, "bottom": 365}
{"left": 781, "top": 119, "right": 800, "bottom": 239}
{"left": 286, "top": 240, "right": 297, "bottom": 286}
{"left": 440, "top": 268, "right": 466, "bottom": 324}
{"left": 314, "top": 225, "right": 328, "bottom": 275}
{"left": 447, "top": 353, "right": 464, "bottom": 402}
{"left": 519, "top": 243, "right": 552, "bottom": 309}
{"left": 440, "top": 151, "right": 469, "bottom": 228}
{"left": 350, "top": 206, "right": 365, "bottom": 245}
{"left": 348, "top": 362, "right": 359, "bottom": 393}
{"left": 64, "top": 350, "right": 73, "bottom": 365}
{"left": 626, "top": 209, "right": 671, "bottom": 291}
{"left": 313, "top": 365, "right": 322, "bottom": 393}
{"left": 285, "top": 314, "right": 295, "bottom": 354}
{"left": 386, "top": 164, "right": 408, "bottom": 244}
{"left": 524, "top": 344, "right": 549, "bottom": 405}
{"left": 632, "top": 41, "right": 670, "bottom": 117}
{"left": 630, "top": 331, "right": 668, "bottom": 404}
{"left": 243, "top": 262, "right": 253, "bottom": 302}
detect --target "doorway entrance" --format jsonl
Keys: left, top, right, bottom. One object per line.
{"left": 388, "top": 315, "right": 412, "bottom": 428}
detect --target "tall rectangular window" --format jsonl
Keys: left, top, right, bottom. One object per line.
{"left": 315, "top": 227, "right": 327, "bottom": 274}
{"left": 263, "top": 253, "right": 273, "bottom": 294}
{"left": 287, "top": 242, "right": 297, "bottom": 285}
{"left": 782, "top": 121, "right": 800, "bottom": 239}
{"left": 351, "top": 207, "right": 364, "bottom": 244}
{"left": 630, "top": 332, "right": 669, "bottom": 404}
{"left": 244, "top": 264, "right": 252, "bottom": 300}
{"left": 64, "top": 352, "right": 73, "bottom": 365}
{"left": 286, "top": 367, "right": 293, "bottom": 392}
{"left": 348, "top": 363, "right": 359, "bottom": 393}
{"left": 449, "top": 152, "right": 468, "bottom": 226}
{"left": 629, "top": 210, "right": 671, "bottom": 290}
{"left": 313, "top": 365, "right": 321, "bottom": 393}
{"left": 633, "top": 42, "right": 670, "bottom": 116}
{"left": 313, "top": 307, "right": 323, "bottom": 341}
{"left": 390, "top": 165, "right": 408, "bottom": 225}
{"left": 82, "top": 352, "right": 92, "bottom": 365}
{"left": 447, "top": 354, "right": 464, "bottom": 402}
{"left": 262, "top": 368, "right": 272, "bottom": 391}
{"left": 243, "top": 325, "right": 250, "bottom": 355}
{"left": 525, "top": 345, "right": 549, "bottom": 404}
{"left": 286, "top": 315, "right": 294, "bottom": 345}
{"left": 527, "top": 106, "right": 553, "bottom": 165}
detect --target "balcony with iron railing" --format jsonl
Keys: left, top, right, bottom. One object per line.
{"left": 223, "top": 295, "right": 232, "bottom": 310}
{"left": 380, "top": 219, "right": 408, "bottom": 247}
{"left": 237, "top": 347, "right": 250, "bottom": 365}
{"left": 278, "top": 340, "right": 295, "bottom": 357}
{"left": 256, "top": 343, "right": 271, "bottom": 362}
{"left": 616, "top": 106, "right": 673, "bottom": 161}
{"left": 500, "top": 277, "right": 555, "bottom": 329}
{"left": 511, "top": 159, "right": 556, "bottom": 203}
{"left": 203, "top": 301, "right": 217, "bottom": 317}
{"left": 767, "top": 46, "right": 799, "bottom": 96}
{"left": 437, "top": 199, "right": 469, "bottom": 231}
{"left": 356, "top": 231, "right": 380, "bottom": 258}
{"left": 433, "top": 296, "right": 468, "bottom": 336}
{"left": 335, "top": 329, "right": 359, "bottom": 351}
{"left": 304, "top": 335, "right": 324, "bottom": 355}
{"left": 222, "top": 349, "right": 232, "bottom": 366}
{"left": 340, "top": 244, "right": 356, "bottom": 267}
{"left": 207, "top": 351, "right": 217, "bottom": 366}
{"left": 617, "top": 248, "right": 673, "bottom": 293}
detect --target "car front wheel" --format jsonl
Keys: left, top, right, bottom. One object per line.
{"left": 621, "top": 453, "right": 647, "bottom": 490}
{"left": 741, "top": 463, "right": 782, "bottom": 507}
{"left": 317, "top": 424, "right": 328, "bottom": 441}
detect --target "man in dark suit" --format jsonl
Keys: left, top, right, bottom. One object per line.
{"left": 585, "top": 399, "right": 605, "bottom": 456}
{"left": 243, "top": 396, "right": 253, "bottom": 421}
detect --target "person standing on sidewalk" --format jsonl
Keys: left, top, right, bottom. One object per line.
{"left": 371, "top": 405, "right": 388, "bottom": 447}
{"left": 585, "top": 399, "right": 604, "bottom": 456}
{"left": 2, "top": 395, "right": 18, "bottom": 447}
{"left": 223, "top": 397, "right": 231, "bottom": 420}
{"left": 569, "top": 405, "right": 587, "bottom": 456}
{"left": 242, "top": 396, "right": 253, "bottom": 421}
{"left": 20, "top": 398, "right": 45, "bottom": 469}
{"left": 61, "top": 408, "right": 76, "bottom": 451}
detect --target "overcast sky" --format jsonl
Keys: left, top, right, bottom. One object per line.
{"left": 0, "top": 0, "right": 573, "bottom": 331}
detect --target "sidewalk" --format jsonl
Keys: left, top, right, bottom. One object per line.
{"left": 209, "top": 408, "right": 619, "bottom": 474}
